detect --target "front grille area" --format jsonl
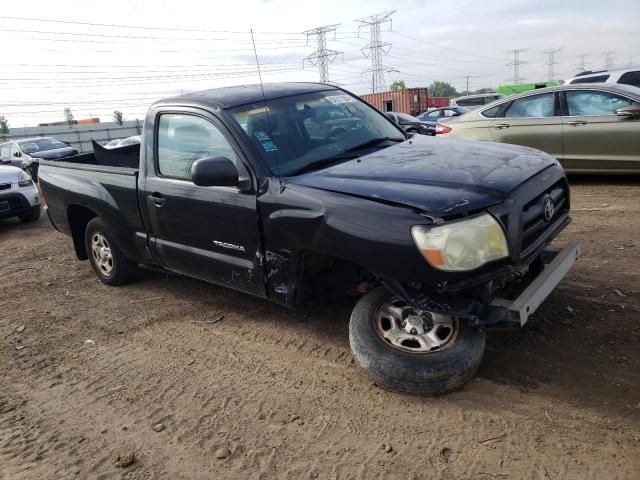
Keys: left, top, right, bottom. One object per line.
{"left": 0, "top": 194, "right": 29, "bottom": 213}
{"left": 521, "top": 179, "right": 568, "bottom": 254}
{"left": 0, "top": 183, "right": 10, "bottom": 191}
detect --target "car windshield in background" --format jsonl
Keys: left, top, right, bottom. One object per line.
{"left": 395, "top": 112, "right": 419, "bottom": 122}
{"left": 18, "top": 138, "right": 67, "bottom": 154}
{"left": 229, "top": 90, "right": 404, "bottom": 176}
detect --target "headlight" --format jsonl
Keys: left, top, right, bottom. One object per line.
{"left": 18, "top": 170, "right": 33, "bottom": 187}
{"left": 411, "top": 213, "right": 509, "bottom": 271}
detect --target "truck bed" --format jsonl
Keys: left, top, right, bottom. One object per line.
{"left": 48, "top": 140, "right": 140, "bottom": 171}
{"left": 38, "top": 142, "right": 145, "bottom": 264}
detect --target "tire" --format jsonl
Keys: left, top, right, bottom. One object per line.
{"left": 19, "top": 206, "right": 41, "bottom": 223}
{"left": 84, "top": 217, "right": 137, "bottom": 286}
{"left": 349, "top": 287, "right": 486, "bottom": 395}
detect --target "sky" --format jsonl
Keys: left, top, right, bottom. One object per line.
{"left": 1, "top": 0, "right": 639, "bottom": 126}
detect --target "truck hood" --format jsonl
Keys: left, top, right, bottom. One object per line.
{"left": 0, "top": 165, "right": 23, "bottom": 183}
{"left": 287, "top": 136, "right": 558, "bottom": 217}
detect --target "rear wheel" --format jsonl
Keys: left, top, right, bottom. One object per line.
{"left": 19, "top": 206, "right": 41, "bottom": 223}
{"left": 85, "top": 218, "right": 137, "bottom": 286}
{"left": 349, "top": 287, "right": 485, "bottom": 395}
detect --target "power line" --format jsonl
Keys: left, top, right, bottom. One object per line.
{"left": 0, "top": 15, "right": 305, "bottom": 35}
{"left": 604, "top": 51, "right": 615, "bottom": 70}
{"left": 0, "top": 27, "right": 305, "bottom": 43}
{"left": 303, "top": 24, "right": 343, "bottom": 83}
{"left": 507, "top": 49, "right": 528, "bottom": 84}
{"left": 356, "top": 11, "right": 395, "bottom": 93}
{"left": 576, "top": 54, "right": 589, "bottom": 72}
{"left": 390, "top": 31, "right": 504, "bottom": 62}
{"left": 542, "top": 47, "right": 562, "bottom": 80}
{"left": 462, "top": 75, "right": 472, "bottom": 95}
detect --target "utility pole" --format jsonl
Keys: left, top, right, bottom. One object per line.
{"left": 576, "top": 54, "right": 589, "bottom": 72}
{"left": 604, "top": 51, "right": 615, "bottom": 70}
{"left": 542, "top": 47, "right": 562, "bottom": 80}
{"left": 507, "top": 49, "right": 527, "bottom": 84}
{"left": 303, "top": 24, "right": 342, "bottom": 84}
{"left": 355, "top": 11, "right": 395, "bottom": 93}
{"left": 462, "top": 75, "right": 472, "bottom": 95}
{"left": 628, "top": 56, "right": 634, "bottom": 67}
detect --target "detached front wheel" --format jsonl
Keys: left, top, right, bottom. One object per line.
{"left": 349, "top": 287, "right": 485, "bottom": 395}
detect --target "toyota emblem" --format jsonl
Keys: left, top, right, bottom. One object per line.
{"left": 543, "top": 198, "right": 555, "bottom": 222}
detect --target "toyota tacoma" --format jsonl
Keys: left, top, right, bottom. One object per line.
{"left": 38, "top": 83, "right": 580, "bottom": 395}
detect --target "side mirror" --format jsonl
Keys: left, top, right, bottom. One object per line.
{"left": 191, "top": 156, "right": 239, "bottom": 187}
{"left": 13, "top": 151, "right": 21, "bottom": 157}
{"left": 616, "top": 106, "right": 640, "bottom": 118}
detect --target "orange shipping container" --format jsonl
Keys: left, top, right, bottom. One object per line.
{"left": 360, "top": 88, "right": 449, "bottom": 116}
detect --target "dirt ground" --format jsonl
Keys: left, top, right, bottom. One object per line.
{"left": 1, "top": 178, "right": 639, "bottom": 480}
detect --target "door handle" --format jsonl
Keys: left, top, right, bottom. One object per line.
{"left": 493, "top": 123, "right": 510, "bottom": 130}
{"left": 148, "top": 193, "right": 166, "bottom": 207}
{"left": 567, "top": 120, "right": 588, "bottom": 126}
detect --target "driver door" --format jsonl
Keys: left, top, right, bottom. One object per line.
{"left": 141, "top": 110, "right": 265, "bottom": 297}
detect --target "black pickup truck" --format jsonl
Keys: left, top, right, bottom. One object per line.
{"left": 39, "top": 83, "right": 580, "bottom": 395}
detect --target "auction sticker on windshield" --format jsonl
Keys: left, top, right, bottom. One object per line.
{"left": 326, "top": 95, "right": 355, "bottom": 104}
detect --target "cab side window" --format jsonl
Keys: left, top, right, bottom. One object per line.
{"left": 157, "top": 114, "right": 236, "bottom": 180}
{"left": 504, "top": 93, "right": 555, "bottom": 118}
{"left": 566, "top": 90, "right": 639, "bottom": 116}
{"left": 0, "top": 144, "right": 10, "bottom": 157}
{"left": 10, "top": 144, "right": 21, "bottom": 157}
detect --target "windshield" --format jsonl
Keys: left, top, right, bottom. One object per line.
{"left": 395, "top": 112, "right": 419, "bottom": 123}
{"left": 18, "top": 138, "right": 67, "bottom": 154}
{"left": 228, "top": 90, "right": 404, "bottom": 176}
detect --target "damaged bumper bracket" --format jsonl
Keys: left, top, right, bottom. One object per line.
{"left": 491, "top": 240, "right": 582, "bottom": 326}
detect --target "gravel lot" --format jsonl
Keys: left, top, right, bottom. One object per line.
{"left": 1, "top": 178, "right": 639, "bottom": 479}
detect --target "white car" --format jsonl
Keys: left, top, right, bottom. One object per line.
{"left": 566, "top": 67, "right": 640, "bottom": 88}
{"left": 0, "top": 165, "right": 41, "bottom": 222}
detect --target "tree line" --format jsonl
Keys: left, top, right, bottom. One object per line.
{"left": 390, "top": 80, "right": 496, "bottom": 98}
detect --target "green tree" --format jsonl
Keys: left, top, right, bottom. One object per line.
{"left": 0, "top": 115, "right": 8, "bottom": 134}
{"left": 389, "top": 80, "right": 406, "bottom": 91}
{"left": 427, "top": 81, "right": 459, "bottom": 98}
{"left": 113, "top": 110, "right": 124, "bottom": 126}
{"left": 64, "top": 107, "right": 74, "bottom": 129}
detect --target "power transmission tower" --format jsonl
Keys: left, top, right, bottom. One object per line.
{"left": 355, "top": 11, "right": 395, "bottom": 93}
{"left": 303, "top": 24, "right": 343, "bottom": 84}
{"left": 543, "top": 47, "right": 562, "bottom": 80}
{"left": 576, "top": 54, "right": 589, "bottom": 72}
{"left": 604, "top": 51, "right": 615, "bottom": 70}
{"left": 462, "top": 75, "right": 472, "bottom": 95}
{"left": 507, "top": 49, "right": 528, "bottom": 84}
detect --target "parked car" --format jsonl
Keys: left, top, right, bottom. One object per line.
{"left": 384, "top": 112, "right": 437, "bottom": 135}
{"left": 0, "top": 165, "right": 41, "bottom": 222}
{"left": 438, "top": 84, "right": 640, "bottom": 173}
{"left": 0, "top": 137, "right": 77, "bottom": 181}
{"left": 450, "top": 93, "right": 504, "bottom": 108}
{"left": 566, "top": 67, "right": 640, "bottom": 88}
{"left": 39, "top": 82, "right": 580, "bottom": 395}
{"left": 416, "top": 106, "right": 469, "bottom": 122}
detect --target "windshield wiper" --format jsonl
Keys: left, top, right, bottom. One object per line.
{"left": 344, "top": 136, "right": 405, "bottom": 153}
{"left": 286, "top": 137, "right": 405, "bottom": 177}
{"left": 286, "top": 153, "right": 361, "bottom": 176}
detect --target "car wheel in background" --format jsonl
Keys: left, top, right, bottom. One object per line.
{"left": 19, "top": 206, "right": 41, "bottom": 223}
{"left": 349, "top": 287, "right": 486, "bottom": 395}
{"left": 84, "top": 217, "right": 137, "bottom": 286}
